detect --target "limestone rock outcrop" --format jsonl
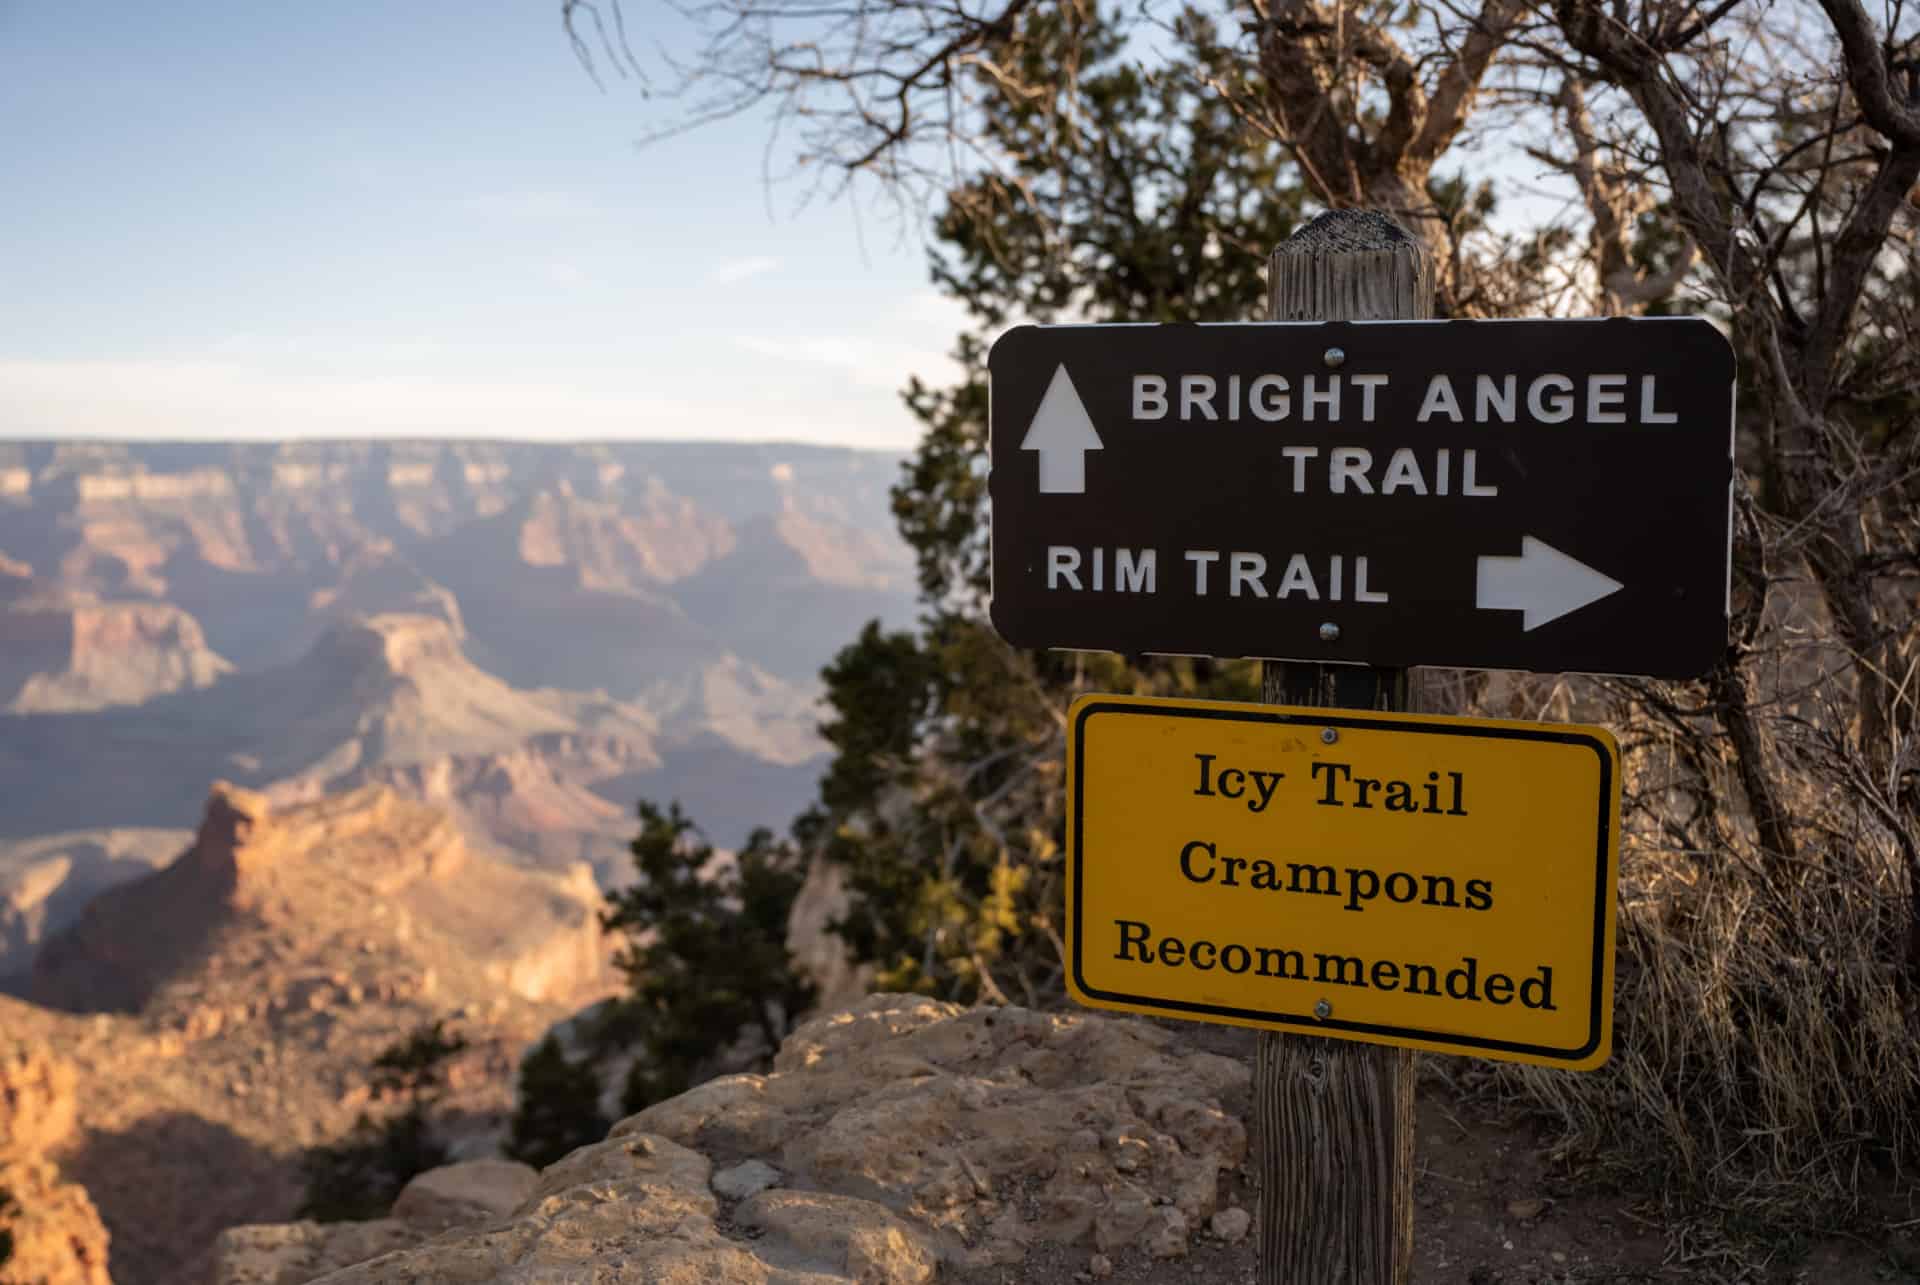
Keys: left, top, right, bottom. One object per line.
{"left": 0, "top": 1161, "right": 113, "bottom": 1285}
{"left": 215, "top": 994, "right": 1252, "bottom": 1282}
{"left": 0, "top": 1041, "right": 111, "bottom": 1285}
{"left": 385, "top": 1159, "right": 538, "bottom": 1233}
{"left": 0, "top": 1041, "right": 77, "bottom": 1159}
{"left": 212, "top": 1162, "right": 540, "bottom": 1285}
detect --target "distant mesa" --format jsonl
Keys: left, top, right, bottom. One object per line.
{"left": 0, "top": 607, "right": 819, "bottom": 873}
{"left": 282, "top": 545, "right": 466, "bottom": 664}
{"left": 0, "top": 598, "right": 232, "bottom": 714}
{"left": 509, "top": 487, "right": 736, "bottom": 587}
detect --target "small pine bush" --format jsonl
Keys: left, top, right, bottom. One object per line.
{"left": 599, "top": 802, "right": 815, "bottom": 1115}
{"left": 297, "top": 1020, "right": 468, "bottom": 1222}
{"left": 504, "top": 1034, "right": 607, "bottom": 1170}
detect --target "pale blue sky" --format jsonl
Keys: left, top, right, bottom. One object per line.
{"left": 0, "top": 0, "right": 966, "bottom": 447}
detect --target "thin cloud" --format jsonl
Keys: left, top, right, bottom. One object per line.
{"left": 732, "top": 297, "right": 967, "bottom": 391}
{"left": 897, "top": 290, "right": 969, "bottom": 331}
{"left": 708, "top": 256, "right": 781, "bottom": 285}
{"left": 732, "top": 334, "right": 938, "bottom": 392}
{"left": 0, "top": 357, "right": 920, "bottom": 448}
{"left": 454, "top": 190, "right": 600, "bottom": 222}
{"left": 204, "top": 333, "right": 452, "bottom": 362}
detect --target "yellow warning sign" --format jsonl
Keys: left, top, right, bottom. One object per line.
{"left": 1065, "top": 695, "right": 1620, "bottom": 1070}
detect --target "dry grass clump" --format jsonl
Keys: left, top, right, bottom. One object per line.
{"left": 1503, "top": 844, "right": 1915, "bottom": 1231}
{"left": 1440, "top": 645, "right": 1920, "bottom": 1260}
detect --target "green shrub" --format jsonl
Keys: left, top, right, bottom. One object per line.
{"left": 598, "top": 802, "right": 814, "bottom": 1115}
{"left": 297, "top": 1020, "right": 468, "bottom": 1222}
{"left": 504, "top": 1034, "right": 607, "bottom": 1170}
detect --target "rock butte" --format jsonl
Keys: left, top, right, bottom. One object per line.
{"left": 30, "top": 782, "right": 613, "bottom": 1016}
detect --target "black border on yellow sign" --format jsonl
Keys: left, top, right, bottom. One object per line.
{"left": 1068, "top": 697, "right": 1616, "bottom": 1065}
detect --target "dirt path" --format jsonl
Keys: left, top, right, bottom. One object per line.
{"left": 958, "top": 1019, "right": 1916, "bottom": 1285}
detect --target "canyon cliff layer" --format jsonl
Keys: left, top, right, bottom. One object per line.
{"left": 0, "top": 440, "right": 913, "bottom": 970}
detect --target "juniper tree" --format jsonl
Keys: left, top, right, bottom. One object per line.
{"left": 297, "top": 1020, "right": 469, "bottom": 1222}
{"left": 575, "top": 0, "right": 1920, "bottom": 1237}
{"left": 504, "top": 1034, "right": 607, "bottom": 1170}
{"left": 745, "top": 10, "right": 1300, "bottom": 1002}
{"left": 598, "top": 802, "right": 814, "bottom": 1114}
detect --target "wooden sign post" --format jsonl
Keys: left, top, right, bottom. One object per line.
{"left": 988, "top": 206, "right": 1657, "bottom": 1280}
{"left": 1259, "top": 210, "right": 1428, "bottom": 1284}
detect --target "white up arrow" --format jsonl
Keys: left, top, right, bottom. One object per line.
{"left": 1476, "top": 536, "right": 1624, "bottom": 631}
{"left": 1021, "top": 363, "right": 1103, "bottom": 494}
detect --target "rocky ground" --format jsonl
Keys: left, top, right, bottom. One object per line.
{"left": 209, "top": 995, "right": 1915, "bottom": 1285}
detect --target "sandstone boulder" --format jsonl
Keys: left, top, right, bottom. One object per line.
{"left": 216, "top": 994, "right": 1251, "bottom": 1282}
{"left": 210, "top": 1162, "right": 537, "bottom": 1284}
{"left": 388, "top": 1159, "right": 538, "bottom": 1234}
{"left": 713, "top": 1158, "right": 783, "bottom": 1201}
{"left": 210, "top": 1221, "right": 423, "bottom": 1285}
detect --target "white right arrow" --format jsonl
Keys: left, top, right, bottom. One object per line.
{"left": 1020, "top": 363, "right": 1104, "bottom": 494}
{"left": 1476, "top": 536, "right": 1624, "bottom": 631}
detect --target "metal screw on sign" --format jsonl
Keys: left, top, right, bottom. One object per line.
{"left": 1319, "top": 622, "right": 1341, "bottom": 642}
{"left": 1314, "top": 999, "right": 1333, "bottom": 1020}
{"left": 1323, "top": 346, "right": 1346, "bottom": 368}
{"left": 1321, "top": 727, "right": 1339, "bottom": 745}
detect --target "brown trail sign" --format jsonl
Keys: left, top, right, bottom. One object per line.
{"left": 986, "top": 285, "right": 1736, "bottom": 681}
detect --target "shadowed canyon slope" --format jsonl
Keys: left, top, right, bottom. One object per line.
{"left": 0, "top": 440, "right": 913, "bottom": 965}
